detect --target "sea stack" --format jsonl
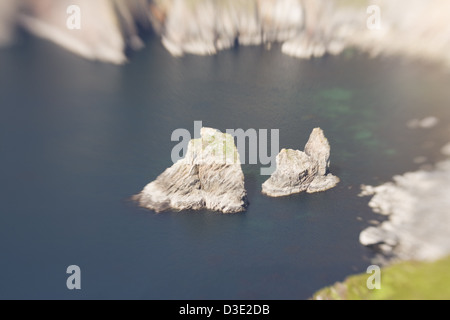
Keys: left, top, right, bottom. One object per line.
{"left": 134, "top": 127, "right": 248, "bottom": 213}
{"left": 262, "top": 128, "right": 339, "bottom": 197}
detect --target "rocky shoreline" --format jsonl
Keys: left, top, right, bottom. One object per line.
{"left": 359, "top": 156, "right": 450, "bottom": 264}
{"left": 5, "top": 0, "right": 448, "bottom": 260}
{"left": 2, "top": 1, "right": 450, "bottom": 66}
{"left": 150, "top": 0, "right": 450, "bottom": 66}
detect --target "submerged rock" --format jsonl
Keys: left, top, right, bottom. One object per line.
{"left": 159, "top": 0, "right": 305, "bottom": 57}
{"left": 261, "top": 149, "right": 318, "bottom": 197}
{"left": 307, "top": 174, "right": 340, "bottom": 193}
{"left": 134, "top": 127, "right": 248, "bottom": 214}
{"left": 262, "top": 128, "right": 339, "bottom": 197}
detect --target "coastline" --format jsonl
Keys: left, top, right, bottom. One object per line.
{"left": 2, "top": 0, "right": 450, "bottom": 300}
{"left": 1, "top": 1, "right": 450, "bottom": 68}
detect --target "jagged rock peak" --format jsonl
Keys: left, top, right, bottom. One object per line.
{"left": 304, "top": 127, "right": 331, "bottom": 176}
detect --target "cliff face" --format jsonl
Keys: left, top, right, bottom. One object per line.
{"left": 18, "top": 0, "right": 128, "bottom": 64}
{"left": 134, "top": 127, "right": 248, "bottom": 214}
{"left": 0, "top": 0, "right": 148, "bottom": 64}
{"left": 132, "top": 0, "right": 450, "bottom": 66}
{"left": 152, "top": 0, "right": 351, "bottom": 59}
{"left": 2, "top": 0, "right": 450, "bottom": 66}
{"left": 156, "top": 0, "right": 308, "bottom": 56}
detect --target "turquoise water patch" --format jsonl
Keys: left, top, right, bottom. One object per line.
{"left": 319, "top": 88, "right": 352, "bottom": 101}
{"left": 384, "top": 148, "right": 397, "bottom": 156}
{"left": 314, "top": 88, "right": 393, "bottom": 154}
{"left": 354, "top": 129, "right": 373, "bottom": 140}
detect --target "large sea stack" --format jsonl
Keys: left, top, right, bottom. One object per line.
{"left": 134, "top": 127, "right": 248, "bottom": 213}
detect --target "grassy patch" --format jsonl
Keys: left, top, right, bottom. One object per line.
{"left": 312, "top": 255, "right": 450, "bottom": 300}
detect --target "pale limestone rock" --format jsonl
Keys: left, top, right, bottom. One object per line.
{"left": 4, "top": 0, "right": 450, "bottom": 66}
{"left": 304, "top": 127, "right": 330, "bottom": 176}
{"left": 262, "top": 128, "right": 339, "bottom": 197}
{"left": 359, "top": 226, "right": 399, "bottom": 248}
{"left": 262, "top": 149, "right": 318, "bottom": 197}
{"left": 359, "top": 160, "right": 450, "bottom": 262}
{"left": 134, "top": 127, "right": 248, "bottom": 214}
{"left": 307, "top": 174, "right": 340, "bottom": 193}
{"left": 17, "top": 0, "right": 147, "bottom": 64}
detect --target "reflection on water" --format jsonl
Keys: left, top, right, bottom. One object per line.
{"left": 0, "top": 35, "right": 450, "bottom": 299}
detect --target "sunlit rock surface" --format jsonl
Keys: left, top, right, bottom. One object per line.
{"left": 154, "top": 0, "right": 450, "bottom": 65}
{"left": 2, "top": 1, "right": 450, "bottom": 65}
{"left": 134, "top": 127, "right": 248, "bottom": 214}
{"left": 359, "top": 158, "right": 450, "bottom": 263}
{"left": 0, "top": 0, "right": 148, "bottom": 64}
{"left": 159, "top": 0, "right": 305, "bottom": 56}
{"left": 262, "top": 128, "right": 339, "bottom": 197}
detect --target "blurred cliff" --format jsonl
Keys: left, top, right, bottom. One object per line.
{"left": 1, "top": 0, "right": 450, "bottom": 65}
{"left": 0, "top": 0, "right": 150, "bottom": 64}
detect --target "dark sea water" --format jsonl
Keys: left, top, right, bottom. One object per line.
{"left": 1, "top": 34, "right": 450, "bottom": 299}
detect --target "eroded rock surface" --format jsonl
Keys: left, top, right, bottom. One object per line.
{"left": 134, "top": 127, "right": 248, "bottom": 213}
{"left": 262, "top": 128, "right": 339, "bottom": 197}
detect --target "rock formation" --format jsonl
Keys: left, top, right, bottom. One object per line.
{"left": 359, "top": 159, "right": 450, "bottom": 263}
{"left": 134, "top": 127, "right": 248, "bottom": 213}
{"left": 3, "top": 1, "right": 450, "bottom": 66}
{"left": 2, "top": 0, "right": 148, "bottom": 64}
{"left": 262, "top": 128, "right": 339, "bottom": 197}
{"left": 158, "top": 0, "right": 306, "bottom": 57}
